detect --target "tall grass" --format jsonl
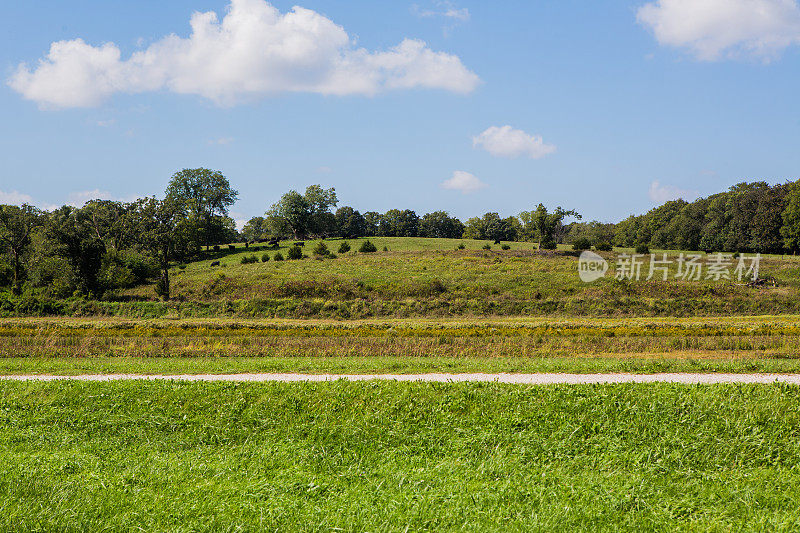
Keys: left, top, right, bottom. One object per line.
{"left": 3, "top": 317, "right": 800, "bottom": 373}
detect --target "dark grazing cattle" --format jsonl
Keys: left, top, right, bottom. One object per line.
{"left": 210, "top": 261, "right": 220, "bottom": 267}
{"left": 294, "top": 242, "right": 305, "bottom": 247}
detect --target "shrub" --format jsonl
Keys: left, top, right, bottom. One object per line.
{"left": 101, "top": 261, "right": 135, "bottom": 290}
{"left": 359, "top": 240, "right": 377, "bottom": 253}
{"left": 274, "top": 252, "right": 284, "bottom": 261}
{"left": 261, "top": 253, "right": 270, "bottom": 262}
{"left": 572, "top": 237, "right": 592, "bottom": 251}
{"left": 383, "top": 246, "right": 389, "bottom": 252}
{"left": 501, "top": 244, "right": 511, "bottom": 250}
{"left": 595, "top": 242, "right": 613, "bottom": 252}
{"left": 287, "top": 246, "right": 303, "bottom": 260}
{"left": 635, "top": 244, "right": 650, "bottom": 254}
{"left": 240, "top": 255, "right": 259, "bottom": 264}
{"left": 482, "top": 244, "right": 491, "bottom": 250}
{"left": 178, "top": 264, "right": 187, "bottom": 270}
{"left": 540, "top": 239, "right": 557, "bottom": 250}
{"left": 313, "top": 241, "right": 329, "bottom": 256}
{"left": 338, "top": 241, "right": 351, "bottom": 253}
{"left": 457, "top": 242, "right": 465, "bottom": 250}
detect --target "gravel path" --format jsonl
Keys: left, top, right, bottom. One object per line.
{"left": 1, "top": 373, "right": 800, "bottom": 384}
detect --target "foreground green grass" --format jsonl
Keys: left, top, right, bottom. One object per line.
{"left": 4, "top": 355, "right": 800, "bottom": 376}
{"left": 1, "top": 381, "right": 800, "bottom": 530}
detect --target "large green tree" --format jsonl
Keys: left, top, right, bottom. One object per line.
{"left": 379, "top": 209, "right": 419, "bottom": 237}
{"left": 44, "top": 206, "right": 106, "bottom": 297}
{"left": 335, "top": 206, "right": 366, "bottom": 239}
{"left": 782, "top": 181, "right": 800, "bottom": 253}
{"left": 165, "top": 169, "right": 238, "bottom": 249}
{"left": 304, "top": 185, "right": 339, "bottom": 237}
{"left": 521, "top": 205, "right": 581, "bottom": 249}
{"left": 130, "top": 197, "right": 189, "bottom": 300}
{"left": 267, "top": 191, "right": 310, "bottom": 239}
{"left": 266, "top": 185, "right": 338, "bottom": 239}
{"left": 420, "top": 211, "right": 464, "bottom": 239}
{"left": 0, "top": 204, "right": 42, "bottom": 294}
{"left": 241, "top": 216, "right": 269, "bottom": 242}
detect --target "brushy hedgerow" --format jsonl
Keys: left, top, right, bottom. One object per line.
{"left": 1, "top": 381, "right": 800, "bottom": 530}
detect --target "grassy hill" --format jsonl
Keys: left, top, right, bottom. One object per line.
{"left": 103, "top": 237, "right": 800, "bottom": 319}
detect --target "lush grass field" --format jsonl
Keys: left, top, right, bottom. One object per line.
{"left": 1, "top": 381, "right": 799, "bottom": 531}
{"left": 3, "top": 315, "right": 800, "bottom": 375}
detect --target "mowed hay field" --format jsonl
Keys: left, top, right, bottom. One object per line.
{"left": 101, "top": 237, "right": 800, "bottom": 319}
{"left": 5, "top": 315, "right": 800, "bottom": 374}
{"left": 2, "top": 381, "right": 800, "bottom": 531}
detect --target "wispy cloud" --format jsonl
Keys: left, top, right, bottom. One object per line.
{"left": 0, "top": 188, "right": 140, "bottom": 210}
{"left": 0, "top": 190, "right": 35, "bottom": 206}
{"left": 413, "top": 1, "right": 470, "bottom": 21}
{"left": 208, "top": 137, "right": 234, "bottom": 146}
{"left": 648, "top": 180, "right": 700, "bottom": 203}
{"left": 412, "top": 1, "right": 470, "bottom": 35}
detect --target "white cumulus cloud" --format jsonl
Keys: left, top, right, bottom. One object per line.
{"left": 9, "top": 0, "right": 480, "bottom": 109}
{"left": 0, "top": 190, "right": 35, "bottom": 206}
{"left": 648, "top": 180, "right": 699, "bottom": 203}
{"left": 472, "top": 125, "right": 556, "bottom": 159}
{"left": 441, "top": 170, "right": 486, "bottom": 194}
{"left": 637, "top": 0, "right": 800, "bottom": 60}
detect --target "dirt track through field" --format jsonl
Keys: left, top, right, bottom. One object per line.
{"left": 2, "top": 373, "right": 800, "bottom": 384}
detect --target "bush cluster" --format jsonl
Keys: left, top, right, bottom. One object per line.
{"left": 359, "top": 240, "right": 377, "bottom": 253}
{"left": 572, "top": 237, "right": 592, "bottom": 251}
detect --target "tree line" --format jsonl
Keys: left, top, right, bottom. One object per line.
{"left": 0, "top": 169, "right": 238, "bottom": 301}
{"left": 2, "top": 169, "right": 800, "bottom": 302}
{"left": 244, "top": 185, "right": 581, "bottom": 248}
{"left": 603, "top": 181, "right": 800, "bottom": 254}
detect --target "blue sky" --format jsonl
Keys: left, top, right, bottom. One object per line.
{"left": 2, "top": 0, "right": 799, "bottom": 227}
